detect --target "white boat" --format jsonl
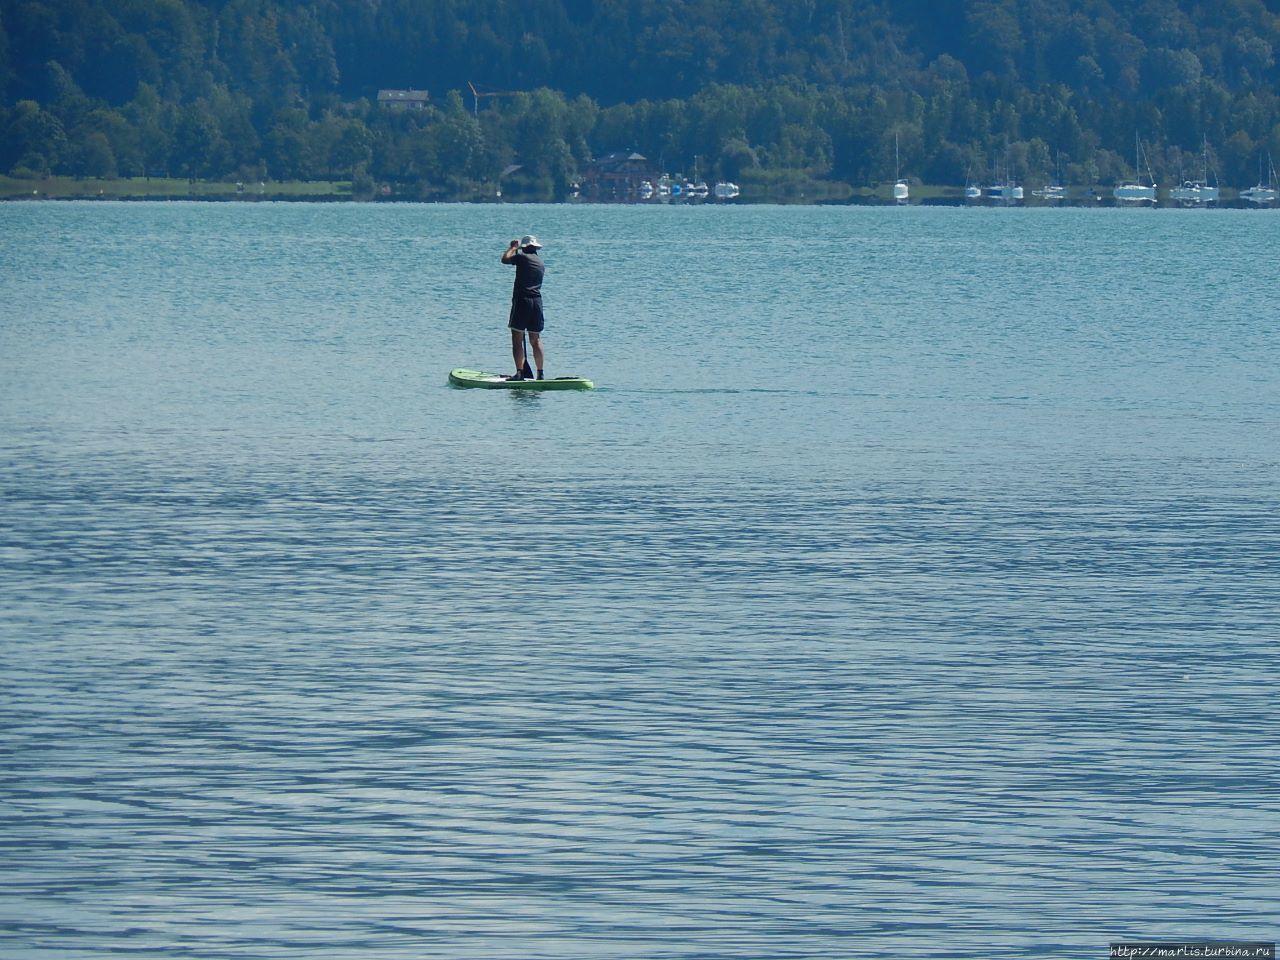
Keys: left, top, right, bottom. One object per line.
{"left": 1240, "top": 183, "right": 1278, "bottom": 204}
{"left": 985, "top": 144, "right": 1022, "bottom": 204}
{"left": 1168, "top": 180, "right": 1219, "bottom": 204}
{"left": 1032, "top": 154, "right": 1067, "bottom": 200}
{"left": 1239, "top": 153, "right": 1278, "bottom": 204}
{"left": 1114, "top": 183, "right": 1156, "bottom": 202}
{"left": 986, "top": 178, "right": 1022, "bottom": 203}
{"left": 1114, "top": 133, "right": 1157, "bottom": 203}
{"left": 892, "top": 133, "right": 909, "bottom": 204}
{"left": 686, "top": 180, "right": 709, "bottom": 200}
{"left": 964, "top": 184, "right": 982, "bottom": 200}
{"left": 638, "top": 180, "right": 655, "bottom": 200}
{"left": 1168, "top": 138, "right": 1219, "bottom": 205}
{"left": 713, "top": 181, "right": 740, "bottom": 200}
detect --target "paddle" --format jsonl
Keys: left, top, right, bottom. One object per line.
{"left": 522, "top": 330, "right": 534, "bottom": 379}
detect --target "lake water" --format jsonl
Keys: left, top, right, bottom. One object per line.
{"left": 1, "top": 201, "right": 1277, "bottom": 959}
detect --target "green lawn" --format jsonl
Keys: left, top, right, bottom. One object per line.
{"left": 0, "top": 176, "right": 354, "bottom": 200}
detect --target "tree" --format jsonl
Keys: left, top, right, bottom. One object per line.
{"left": 718, "top": 136, "right": 759, "bottom": 180}
{"left": 331, "top": 118, "right": 372, "bottom": 176}
{"left": 2, "top": 0, "right": 1279, "bottom": 195}
{"left": 0, "top": 10, "right": 14, "bottom": 103}
{"left": 123, "top": 83, "right": 175, "bottom": 176}
{"left": 435, "top": 92, "right": 485, "bottom": 185}
{"left": 966, "top": 1, "right": 1023, "bottom": 79}
{"left": 71, "top": 129, "right": 117, "bottom": 177}
{"left": 173, "top": 102, "right": 226, "bottom": 178}
{"left": 80, "top": 107, "right": 140, "bottom": 175}
{"left": 4, "top": 99, "right": 66, "bottom": 175}
{"left": 265, "top": 108, "right": 316, "bottom": 180}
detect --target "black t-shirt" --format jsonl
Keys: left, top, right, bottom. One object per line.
{"left": 510, "top": 251, "right": 544, "bottom": 299}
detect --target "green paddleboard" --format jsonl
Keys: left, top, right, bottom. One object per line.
{"left": 448, "top": 368, "right": 595, "bottom": 391}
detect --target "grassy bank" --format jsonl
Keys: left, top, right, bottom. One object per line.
{"left": 0, "top": 173, "right": 1004, "bottom": 204}
{"left": 0, "top": 176, "right": 354, "bottom": 201}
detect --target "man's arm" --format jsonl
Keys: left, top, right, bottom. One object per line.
{"left": 501, "top": 239, "right": 520, "bottom": 263}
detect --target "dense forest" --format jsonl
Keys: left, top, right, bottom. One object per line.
{"left": 2, "top": 0, "right": 1279, "bottom": 199}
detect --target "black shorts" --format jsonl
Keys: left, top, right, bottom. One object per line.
{"left": 508, "top": 296, "right": 545, "bottom": 333}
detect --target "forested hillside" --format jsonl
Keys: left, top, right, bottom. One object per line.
{"left": 2, "top": 0, "right": 1279, "bottom": 199}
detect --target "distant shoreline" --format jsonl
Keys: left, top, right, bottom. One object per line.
{"left": 3, "top": 175, "right": 1276, "bottom": 208}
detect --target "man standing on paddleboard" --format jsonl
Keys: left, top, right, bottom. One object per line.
{"left": 501, "top": 235, "right": 545, "bottom": 380}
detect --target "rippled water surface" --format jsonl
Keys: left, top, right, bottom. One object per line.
{"left": 2, "top": 201, "right": 1278, "bottom": 958}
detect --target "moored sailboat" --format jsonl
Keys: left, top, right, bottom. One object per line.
{"left": 985, "top": 142, "right": 1022, "bottom": 204}
{"left": 1032, "top": 153, "right": 1067, "bottom": 200}
{"left": 1114, "top": 133, "right": 1157, "bottom": 203}
{"left": 1239, "top": 153, "right": 1278, "bottom": 205}
{"left": 893, "top": 133, "right": 909, "bottom": 204}
{"left": 1169, "top": 138, "right": 1220, "bottom": 205}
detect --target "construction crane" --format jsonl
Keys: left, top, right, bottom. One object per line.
{"left": 467, "top": 81, "right": 523, "bottom": 116}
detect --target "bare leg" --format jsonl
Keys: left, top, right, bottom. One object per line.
{"left": 527, "top": 332, "right": 544, "bottom": 377}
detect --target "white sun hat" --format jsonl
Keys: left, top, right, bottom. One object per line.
{"left": 520, "top": 234, "right": 542, "bottom": 249}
